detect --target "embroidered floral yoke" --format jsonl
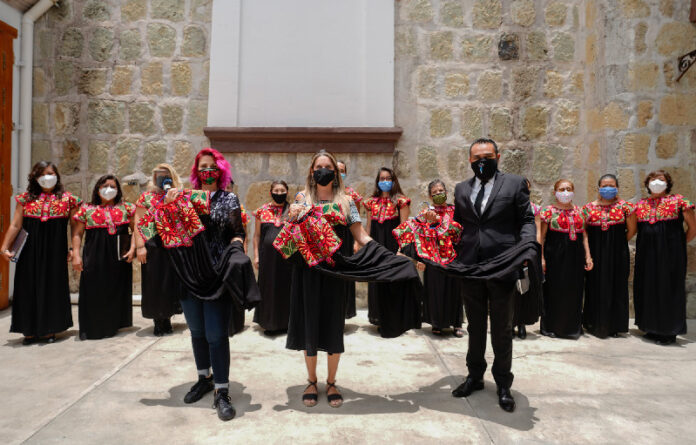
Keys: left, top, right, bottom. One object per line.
{"left": 582, "top": 200, "right": 634, "bottom": 231}
{"left": 17, "top": 191, "right": 81, "bottom": 220}
{"left": 392, "top": 205, "right": 462, "bottom": 265}
{"left": 136, "top": 190, "right": 210, "bottom": 248}
{"left": 539, "top": 205, "right": 586, "bottom": 241}
{"left": 634, "top": 194, "right": 694, "bottom": 224}
{"left": 363, "top": 196, "right": 410, "bottom": 223}
{"left": 73, "top": 202, "right": 136, "bottom": 234}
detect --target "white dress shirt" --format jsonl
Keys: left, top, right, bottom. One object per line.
{"left": 469, "top": 176, "right": 495, "bottom": 212}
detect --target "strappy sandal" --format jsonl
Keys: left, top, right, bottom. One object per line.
{"left": 302, "top": 380, "right": 318, "bottom": 407}
{"left": 326, "top": 381, "right": 343, "bottom": 408}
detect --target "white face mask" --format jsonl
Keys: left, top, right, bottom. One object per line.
{"left": 99, "top": 186, "right": 118, "bottom": 201}
{"left": 37, "top": 174, "right": 57, "bottom": 189}
{"left": 648, "top": 179, "right": 667, "bottom": 194}
{"left": 555, "top": 190, "right": 574, "bottom": 204}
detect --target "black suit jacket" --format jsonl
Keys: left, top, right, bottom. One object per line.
{"left": 453, "top": 171, "right": 536, "bottom": 264}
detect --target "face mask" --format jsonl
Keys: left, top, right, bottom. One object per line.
{"left": 555, "top": 190, "right": 574, "bottom": 204}
{"left": 378, "top": 180, "right": 393, "bottom": 192}
{"left": 432, "top": 193, "right": 447, "bottom": 205}
{"left": 271, "top": 193, "right": 287, "bottom": 204}
{"left": 313, "top": 168, "right": 335, "bottom": 186}
{"left": 648, "top": 179, "right": 667, "bottom": 194}
{"left": 599, "top": 186, "right": 618, "bottom": 200}
{"left": 340, "top": 173, "right": 346, "bottom": 181}
{"left": 198, "top": 167, "right": 220, "bottom": 185}
{"left": 470, "top": 158, "right": 498, "bottom": 182}
{"left": 37, "top": 174, "right": 57, "bottom": 189}
{"left": 99, "top": 186, "right": 118, "bottom": 201}
{"left": 156, "top": 175, "right": 173, "bottom": 190}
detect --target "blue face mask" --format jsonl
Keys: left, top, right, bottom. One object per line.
{"left": 599, "top": 186, "right": 618, "bottom": 200}
{"left": 341, "top": 173, "right": 346, "bottom": 181}
{"left": 378, "top": 180, "right": 393, "bottom": 192}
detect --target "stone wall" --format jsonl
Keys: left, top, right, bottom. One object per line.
{"left": 29, "top": 0, "right": 696, "bottom": 313}
{"left": 31, "top": 0, "right": 212, "bottom": 292}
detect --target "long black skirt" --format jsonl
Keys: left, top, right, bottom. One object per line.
{"left": 367, "top": 217, "right": 407, "bottom": 325}
{"left": 634, "top": 218, "right": 688, "bottom": 336}
{"left": 342, "top": 226, "right": 357, "bottom": 319}
{"left": 79, "top": 226, "right": 132, "bottom": 339}
{"left": 540, "top": 231, "right": 585, "bottom": 339}
{"left": 253, "top": 223, "right": 293, "bottom": 331}
{"left": 141, "top": 235, "right": 184, "bottom": 320}
{"left": 11, "top": 217, "right": 73, "bottom": 336}
{"left": 583, "top": 224, "right": 629, "bottom": 338}
{"left": 422, "top": 265, "right": 463, "bottom": 329}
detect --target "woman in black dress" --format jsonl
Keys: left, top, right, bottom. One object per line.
{"left": 539, "top": 179, "right": 593, "bottom": 339}
{"left": 134, "top": 164, "right": 185, "bottom": 336}
{"left": 416, "top": 180, "right": 464, "bottom": 337}
{"left": 252, "top": 180, "right": 292, "bottom": 334}
{"left": 581, "top": 174, "right": 637, "bottom": 338}
{"left": 634, "top": 170, "right": 696, "bottom": 345}
{"left": 363, "top": 167, "right": 411, "bottom": 326}
{"left": 71, "top": 175, "right": 135, "bottom": 340}
{"left": 337, "top": 160, "right": 362, "bottom": 319}
{"left": 280, "top": 150, "right": 421, "bottom": 409}
{"left": 1, "top": 161, "right": 81, "bottom": 344}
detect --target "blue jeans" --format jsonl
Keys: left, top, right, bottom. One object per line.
{"left": 180, "top": 296, "right": 231, "bottom": 385}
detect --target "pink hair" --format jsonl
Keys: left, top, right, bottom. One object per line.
{"left": 190, "top": 148, "right": 233, "bottom": 189}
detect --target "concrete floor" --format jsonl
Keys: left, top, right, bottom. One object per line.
{"left": 1, "top": 306, "right": 695, "bottom": 445}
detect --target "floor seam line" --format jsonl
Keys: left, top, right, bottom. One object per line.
{"left": 423, "top": 335, "right": 495, "bottom": 444}
{"left": 19, "top": 337, "right": 161, "bottom": 445}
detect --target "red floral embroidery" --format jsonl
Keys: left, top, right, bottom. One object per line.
{"left": 345, "top": 186, "right": 363, "bottom": 207}
{"left": 392, "top": 209, "right": 462, "bottom": 265}
{"left": 254, "top": 202, "right": 285, "bottom": 227}
{"left": 16, "top": 191, "right": 81, "bottom": 221}
{"left": 136, "top": 189, "right": 210, "bottom": 248}
{"left": 634, "top": 194, "right": 695, "bottom": 224}
{"left": 74, "top": 203, "right": 135, "bottom": 234}
{"left": 540, "top": 205, "right": 585, "bottom": 240}
{"left": 582, "top": 200, "right": 633, "bottom": 231}
{"left": 364, "top": 196, "right": 410, "bottom": 223}
{"left": 240, "top": 204, "right": 250, "bottom": 228}
{"left": 272, "top": 205, "right": 343, "bottom": 267}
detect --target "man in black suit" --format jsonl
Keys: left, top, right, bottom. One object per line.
{"left": 450, "top": 138, "right": 536, "bottom": 412}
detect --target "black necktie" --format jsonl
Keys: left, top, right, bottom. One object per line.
{"left": 475, "top": 180, "right": 487, "bottom": 215}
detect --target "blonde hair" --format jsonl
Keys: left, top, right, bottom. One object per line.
{"left": 300, "top": 150, "right": 351, "bottom": 217}
{"left": 149, "top": 163, "right": 182, "bottom": 191}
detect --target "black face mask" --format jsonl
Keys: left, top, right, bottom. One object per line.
{"left": 156, "top": 175, "right": 173, "bottom": 190}
{"left": 271, "top": 193, "right": 287, "bottom": 204}
{"left": 313, "top": 168, "right": 335, "bottom": 186}
{"left": 470, "top": 158, "right": 498, "bottom": 182}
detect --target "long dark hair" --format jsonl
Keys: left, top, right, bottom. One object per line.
{"left": 270, "top": 179, "right": 290, "bottom": 215}
{"left": 91, "top": 174, "right": 123, "bottom": 205}
{"left": 27, "top": 161, "right": 64, "bottom": 201}
{"left": 371, "top": 167, "right": 404, "bottom": 202}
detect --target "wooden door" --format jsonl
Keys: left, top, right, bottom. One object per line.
{"left": 0, "top": 21, "right": 17, "bottom": 310}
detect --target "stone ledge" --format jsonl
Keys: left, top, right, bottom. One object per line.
{"left": 203, "top": 127, "right": 403, "bottom": 153}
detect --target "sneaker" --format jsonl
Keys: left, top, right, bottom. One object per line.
{"left": 184, "top": 375, "right": 214, "bottom": 404}
{"left": 213, "top": 389, "right": 236, "bottom": 421}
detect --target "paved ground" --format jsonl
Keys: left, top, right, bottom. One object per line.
{"left": 1, "top": 306, "right": 695, "bottom": 445}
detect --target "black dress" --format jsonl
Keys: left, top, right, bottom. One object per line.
{"left": 513, "top": 203, "right": 542, "bottom": 327}
{"left": 252, "top": 202, "right": 293, "bottom": 331}
{"left": 343, "top": 186, "right": 363, "bottom": 319}
{"left": 581, "top": 201, "right": 633, "bottom": 338}
{"left": 633, "top": 195, "right": 694, "bottom": 337}
{"left": 539, "top": 205, "right": 586, "bottom": 339}
{"left": 136, "top": 191, "right": 184, "bottom": 320}
{"left": 10, "top": 192, "right": 81, "bottom": 337}
{"left": 75, "top": 203, "right": 134, "bottom": 339}
{"left": 363, "top": 195, "right": 412, "bottom": 325}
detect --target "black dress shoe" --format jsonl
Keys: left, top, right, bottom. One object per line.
{"left": 518, "top": 325, "right": 527, "bottom": 339}
{"left": 213, "top": 389, "right": 236, "bottom": 421}
{"left": 452, "top": 377, "right": 484, "bottom": 398}
{"left": 497, "top": 387, "right": 516, "bottom": 412}
{"left": 656, "top": 335, "right": 676, "bottom": 346}
{"left": 164, "top": 319, "right": 173, "bottom": 334}
{"left": 184, "top": 375, "right": 214, "bottom": 404}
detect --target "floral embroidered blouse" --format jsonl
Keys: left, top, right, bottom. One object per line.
{"left": 392, "top": 204, "right": 462, "bottom": 265}
{"left": 581, "top": 200, "right": 634, "bottom": 231}
{"left": 363, "top": 196, "right": 411, "bottom": 223}
{"left": 16, "top": 191, "right": 81, "bottom": 221}
{"left": 531, "top": 202, "right": 541, "bottom": 216}
{"left": 633, "top": 194, "right": 695, "bottom": 224}
{"left": 73, "top": 202, "right": 136, "bottom": 234}
{"left": 253, "top": 202, "right": 286, "bottom": 227}
{"left": 273, "top": 203, "right": 347, "bottom": 267}
{"left": 345, "top": 186, "right": 363, "bottom": 207}
{"left": 540, "top": 205, "right": 586, "bottom": 241}
{"left": 240, "top": 204, "right": 250, "bottom": 229}
{"left": 136, "top": 189, "right": 210, "bottom": 249}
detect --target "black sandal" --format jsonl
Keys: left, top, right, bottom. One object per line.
{"left": 326, "top": 381, "right": 343, "bottom": 408}
{"left": 302, "top": 380, "right": 318, "bottom": 407}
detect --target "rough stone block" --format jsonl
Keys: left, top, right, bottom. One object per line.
{"left": 430, "top": 109, "right": 452, "bottom": 138}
